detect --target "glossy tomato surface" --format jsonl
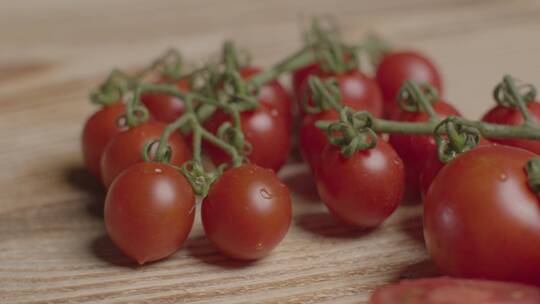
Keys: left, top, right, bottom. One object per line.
{"left": 82, "top": 103, "right": 126, "bottom": 180}
{"left": 482, "top": 102, "right": 540, "bottom": 155}
{"left": 316, "top": 140, "right": 405, "bottom": 227}
{"left": 141, "top": 79, "right": 189, "bottom": 123}
{"left": 240, "top": 67, "right": 293, "bottom": 125}
{"left": 424, "top": 145, "right": 540, "bottom": 285}
{"left": 299, "top": 110, "right": 339, "bottom": 173}
{"left": 105, "top": 162, "right": 195, "bottom": 264}
{"left": 100, "top": 121, "right": 191, "bottom": 188}
{"left": 369, "top": 277, "right": 540, "bottom": 304}
{"left": 299, "top": 69, "right": 383, "bottom": 117}
{"left": 201, "top": 164, "right": 292, "bottom": 260}
{"left": 204, "top": 107, "right": 290, "bottom": 172}
{"left": 292, "top": 63, "right": 320, "bottom": 100}
{"left": 389, "top": 101, "right": 461, "bottom": 196}
{"left": 376, "top": 51, "right": 443, "bottom": 119}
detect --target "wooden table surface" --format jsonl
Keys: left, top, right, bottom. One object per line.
{"left": 2, "top": 0, "right": 540, "bottom": 303}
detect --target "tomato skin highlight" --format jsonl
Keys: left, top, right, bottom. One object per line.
{"left": 82, "top": 103, "right": 126, "bottom": 180}
{"left": 424, "top": 145, "right": 540, "bottom": 285}
{"left": 376, "top": 51, "right": 443, "bottom": 119}
{"left": 369, "top": 277, "right": 540, "bottom": 304}
{"left": 389, "top": 101, "right": 461, "bottom": 196}
{"left": 482, "top": 102, "right": 540, "bottom": 155}
{"left": 141, "top": 79, "right": 189, "bottom": 124}
{"left": 201, "top": 164, "right": 292, "bottom": 260}
{"left": 204, "top": 106, "right": 291, "bottom": 172}
{"left": 104, "top": 162, "right": 195, "bottom": 264}
{"left": 100, "top": 121, "right": 191, "bottom": 188}
{"left": 316, "top": 140, "right": 405, "bottom": 227}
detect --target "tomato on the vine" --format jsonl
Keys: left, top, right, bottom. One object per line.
{"left": 389, "top": 101, "right": 461, "bottom": 196}
{"left": 141, "top": 78, "right": 189, "bottom": 123}
{"left": 482, "top": 102, "right": 540, "bottom": 155}
{"left": 201, "top": 164, "right": 292, "bottom": 260}
{"left": 424, "top": 145, "right": 540, "bottom": 285}
{"left": 204, "top": 106, "right": 290, "bottom": 172}
{"left": 316, "top": 139, "right": 405, "bottom": 227}
{"left": 105, "top": 162, "right": 195, "bottom": 264}
{"left": 299, "top": 110, "right": 339, "bottom": 173}
{"left": 100, "top": 121, "right": 191, "bottom": 188}
{"left": 369, "top": 277, "right": 540, "bottom": 304}
{"left": 299, "top": 69, "right": 383, "bottom": 118}
{"left": 82, "top": 103, "right": 127, "bottom": 180}
{"left": 292, "top": 63, "right": 320, "bottom": 100}
{"left": 240, "top": 67, "right": 293, "bottom": 126}
{"left": 376, "top": 51, "right": 443, "bottom": 119}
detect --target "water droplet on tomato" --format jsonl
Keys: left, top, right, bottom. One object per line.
{"left": 154, "top": 168, "right": 163, "bottom": 173}
{"left": 260, "top": 188, "right": 273, "bottom": 199}
{"left": 499, "top": 173, "right": 508, "bottom": 181}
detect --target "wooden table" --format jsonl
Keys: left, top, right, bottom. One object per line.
{"left": 2, "top": 1, "right": 540, "bottom": 303}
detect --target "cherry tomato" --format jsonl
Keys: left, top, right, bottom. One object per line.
{"left": 419, "top": 139, "right": 491, "bottom": 199}
{"left": 299, "top": 69, "right": 383, "bottom": 117}
{"left": 101, "top": 121, "right": 191, "bottom": 188}
{"left": 299, "top": 110, "right": 339, "bottom": 173}
{"left": 376, "top": 51, "right": 443, "bottom": 119}
{"left": 201, "top": 164, "right": 292, "bottom": 260}
{"left": 81, "top": 103, "right": 126, "bottom": 180}
{"left": 316, "top": 140, "right": 405, "bottom": 227}
{"left": 141, "top": 79, "right": 189, "bottom": 123}
{"left": 204, "top": 106, "right": 290, "bottom": 172}
{"left": 424, "top": 145, "right": 540, "bottom": 285}
{"left": 369, "top": 277, "right": 540, "bottom": 304}
{"left": 292, "top": 63, "right": 320, "bottom": 101}
{"left": 240, "top": 67, "right": 293, "bottom": 126}
{"left": 388, "top": 101, "right": 461, "bottom": 196}
{"left": 105, "top": 162, "right": 195, "bottom": 264}
{"left": 482, "top": 102, "right": 540, "bottom": 155}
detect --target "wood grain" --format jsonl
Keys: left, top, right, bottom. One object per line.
{"left": 1, "top": 0, "right": 540, "bottom": 303}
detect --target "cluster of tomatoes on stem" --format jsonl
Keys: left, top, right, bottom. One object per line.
{"left": 82, "top": 20, "right": 540, "bottom": 293}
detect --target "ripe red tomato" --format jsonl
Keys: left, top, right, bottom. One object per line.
{"left": 292, "top": 63, "right": 320, "bottom": 101}
{"left": 482, "top": 102, "right": 540, "bottom": 155}
{"left": 299, "top": 69, "right": 383, "bottom": 117}
{"left": 388, "top": 101, "right": 461, "bottom": 196}
{"left": 299, "top": 110, "right": 339, "bottom": 173}
{"left": 204, "top": 106, "right": 290, "bottom": 172}
{"left": 100, "top": 121, "right": 191, "bottom": 188}
{"left": 316, "top": 140, "right": 405, "bottom": 227}
{"left": 201, "top": 164, "right": 292, "bottom": 260}
{"left": 240, "top": 67, "right": 293, "bottom": 126}
{"left": 424, "top": 145, "right": 540, "bottom": 285}
{"left": 419, "top": 138, "right": 491, "bottom": 199}
{"left": 105, "top": 162, "right": 195, "bottom": 264}
{"left": 369, "top": 277, "right": 540, "bottom": 304}
{"left": 81, "top": 103, "right": 126, "bottom": 180}
{"left": 141, "top": 79, "right": 189, "bottom": 123}
{"left": 376, "top": 51, "right": 443, "bottom": 119}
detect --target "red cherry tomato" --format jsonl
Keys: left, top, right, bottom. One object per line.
{"left": 204, "top": 106, "right": 290, "bottom": 172}
{"left": 388, "top": 101, "right": 461, "bottom": 196}
{"left": 369, "top": 277, "right": 540, "bottom": 304}
{"left": 81, "top": 103, "right": 126, "bottom": 180}
{"left": 424, "top": 145, "right": 540, "bottom": 285}
{"left": 292, "top": 63, "right": 320, "bottom": 100}
{"left": 240, "top": 67, "right": 293, "bottom": 126}
{"left": 482, "top": 102, "right": 540, "bottom": 155}
{"left": 299, "top": 69, "right": 383, "bottom": 117}
{"left": 141, "top": 79, "right": 189, "bottom": 123}
{"left": 299, "top": 110, "right": 339, "bottom": 173}
{"left": 100, "top": 121, "right": 191, "bottom": 188}
{"left": 105, "top": 162, "right": 195, "bottom": 264}
{"left": 419, "top": 138, "right": 491, "bottom": 199}
{"left": 376, "top": 51, "right": 443, "bottom": 119}
{"left": 201, "top": 164, "right": 292, "bottom": 260}
{"left": 316, "top": 140, "right": 405, "bottom": 227}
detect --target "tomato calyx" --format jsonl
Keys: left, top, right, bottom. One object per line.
{"left": 526, "top": 157, "right": 540, "bottom": 196}
{"left": 90, "top": 69, "right": 130, "bottom": 106}
{"left": 434, "top": 116, "right": 482, "bottom": 163}
{"left": 493, "top": 75, "right": 537, "bottom": 123}
{"left": 397, "top": 80, "right": 440, "bottom": 117}
{"left": 301, "top": 76, "right": 341, "bottom": 114}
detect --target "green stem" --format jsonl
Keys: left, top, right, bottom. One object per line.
{"left": 503, "top": 75, "right": 535, "bottom": 125}
{"left": 402, "top": 81, "right": 439, "bottom": 120}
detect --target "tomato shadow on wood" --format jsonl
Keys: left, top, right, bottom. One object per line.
{"left": 398, "top": 211, "right": 425, "bottom": 244}
{"left": 63, "top": 164, "right": 105, "bottom": 218}
{"left": 393, "top": 259, "right": 440, "bottom": 282}
{"left": 90, "top": 234, "right": 140, "bottom": 269}
{"left": 280, "top": 164, "right": 321, "bottom": 204}
{"left": 295, "top": 212, "right": 375, "bottom": 239}
{"left": 185, "top": 235, "right": 257, "bottom": 269}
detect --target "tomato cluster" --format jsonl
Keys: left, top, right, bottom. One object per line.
{"left": 81, "top": 22, "right": 540, "bottom": 297}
